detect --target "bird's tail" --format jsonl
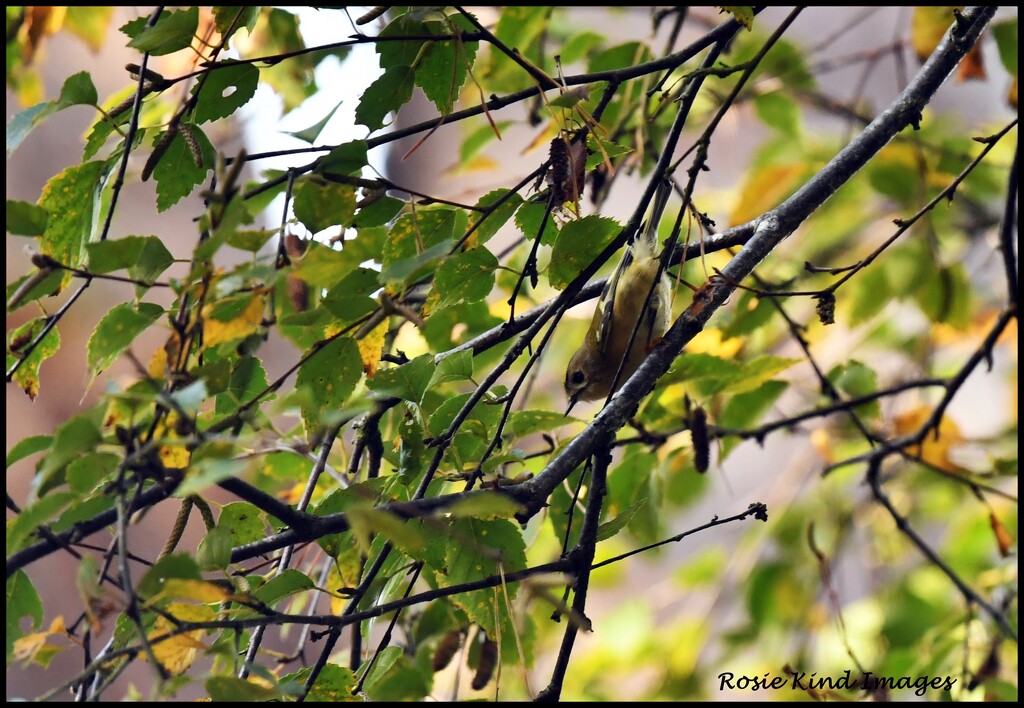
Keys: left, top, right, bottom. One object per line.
{"left": 633, "top": 178, "right": 672, "bottom": 260}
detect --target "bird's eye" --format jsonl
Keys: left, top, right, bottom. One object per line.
{"left": 570, "top": 370, "right": 585, "bottom": 385}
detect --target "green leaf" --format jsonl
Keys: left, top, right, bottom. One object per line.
{"left": 314, "top": 140, "right": 368, "bottom": 177}
{"left": 293, "top": 179, "right": 357, "bottom": 234}
{"left": 37, "top": 161, "right": 105, "bottom": 283}
{"left": 311, "top": 478, "right": 388, "bottom": 558}
{"left": 434, "top": 247, "right": 497, "bottom": 307}
{"left": 596, "top": 497, "right": 647, "bottom": 542}
{"left": 86, "top": 302, "right": 164, "bottom": 376}
{"left": 559, "top": 31, "right": 606, "bottom": 64}
{"left": 6, "top": 102, "right": 56, "bottom": 158}
{"left": 376, "top": 14, "right": 431, "bottom": 69}
{"left": 676, "top": 547, "right": 729, "bottom": 587}
{"left": 66, "top": 452, "right": 119, "bottom": 493}
{"left": 206, "top": 676, "right": 283, "bottom": 702}
{"left": 197, "top": 525, "right": 233, "bottom": 570}
{"left": 914, "top": 263, "right": 970, "bottom": 328}
{"left": 380, "top": 207, "right": 467, "bottom": 288}
{"left": 218, "top": 502, "right": 268, "bottom": 547}
{"left": 151, "top": 126, "right": 214, "bottom": 212}
{"left": 53, "top": 494, "right": 114, "bottom": 533}
{"left": 460, "top": 121, "right": 514, "bottom": 163}
{"left": 753, "top": 91, "right": 801, "bottom": 137}
{"left": 281, "top": 663, "right": 356, "bottom": 702}
{"left": 666, "top": 353, "right": 797, "bottom": 397}
{"left": 470, "top": 190, "right": 523, "bottom": 246}
{"left": 6, "top": 434, "right": 52, "bottom": 469}
{"left": 7, "top": 70, "right": 99, "bottom": 158}
{"left": 505, "top": 410, "right": 579, "bottom": 438}
{"left": 55, "top": 71, "right": 98, "bottom": 109}
{"left": 446, "top": 493, "right": 524, "bottom": 519}
{"left": 7, "top": 318, "right": 60, "bottom": 400}
{"left": 721, "top": 290, "right": 776, "bottom": 338}
{"left": 192, "top": 63, "right": 259, "bottom": 124}
{"left": 430, "top": 349, "right": 474, "bottom": 387}
{"left": 174, "top": 457, "right": 247, "bottom": 497}
{"left": 848, "top": 261, "right": 892, "bottom": 326}
{"left": 215, "top": 355, "right": 270, "bottom": 417}
{"left": 368, "top": 354, "right": 435, "bottom": 404}
{"left": 828, "top": 360, "right": 880, "bottom": 420}
{"left": 991, "top": 19, "right": 1018, "bottom": 77}
{"left": 7, "top": 570, "right": 44, "bottom": 663}
{"left": 6, "top": 491, "right": 78, "bottom": 555}
{"left": 514, "top": 200, "right": 560, "bottom": 246}
{"left": 64, "top": 7, "right": 116, "bottom": 51}
{"left": 431, "top": 518, "right": 528, "bottom": 663}
{"left": 348, "top": 508, "right": 426, "bottom": 557}
{"left": 290, "top": 239, "right": 351, "bottom": 289}
{"left": 363, "top": 648, "right": 431, "bottom": 702}
{"left": 321, "top": 267, "right": 379, "bottom": 326}
{"left": 285, "top": 100, "right": 344, "bottom": 144}
{"left": 126, "top": 7, "right": 199, "bottom": 56}
{"left": 296, "top": 337, "right": 364, "bottom": 433}
{"left": 6, "top": 199, "right": 49, "bottom": 236}
{"left": 719, "top": 6, "right": 755, "bottom": 30}
{"left": 212, "top": 6, "right": 260, "bottom": 40}
{"left": 415, "top": 17, "right": 479, "bottom": 114}
{"left": 245, "top": 9, "right": 317, "bottom": 113}
{"left": 226, "top": 228, "right": 277, "bottom": 252}
{"left": 719, "top": 355, "right": 800, "bottom": 395}
{"left": 85, "top": 235, "right": 175, "bottom": 294}
{"left": 362, "top": 646, "right": 404, "bottom": 699}
{"left": 380, "top": 239, "right": 452, "bottom": 289}
{"left": 494, "top": 6, "right": 549, "bottom": 53}
{"left": 32, "top": 411, "right": 102, "bottom": 499}
{"left": 719, "top": 380, "right": 788, "bottom": 430}
{"left": 549, "top": 215, "right": 619, "bottom": 289}
{"left": 585, "top": 134, "right": 633, "bottom": 171}
{"left": 353, "top": 195, "right": 404, "bottom": 228}
{"left": 355, "top": 66, "right": 416, "bottom": 131}
{"left": 137, "top": 554, "right": 202, "bottom": 599}
{"left": 253, "top": 569, "right": 314, "bottom": 607}
{"left": 383, "top": 208, "right": 465, "bottom": 262}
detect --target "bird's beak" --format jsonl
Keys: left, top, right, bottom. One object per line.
{"left": 565, "top": 393, "right": 580, "bottom": 416}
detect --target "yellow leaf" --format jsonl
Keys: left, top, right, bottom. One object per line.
{"left": 12, "top": 615, "right": 66, "bottom": 665}
{"left": 719, "top": 6, "right": 755, "bottom": 30}
{"left": 155, "top": 414, "right": 192, "bottom": 470}
{"left": 20, "top": 7, "right": 67, "bottom": 63}
{"left": 148, "top": 603, "right": 213, "bottom": 676}
{"left": 358, "top": 320, "right": 388, "bottom": 377}
{"left": 275, "top": 481, "right": 303, "bottom": 505}
{"left": 910, "top": 7, "right": 962, "bottom": 63}
{"left": 445, "top": 154, "right": 500, "bottom": 176}
{"left": 523, "top": 122, "right": 560, "bottom": 156}
{"left": 420, "top": 289, "right": 441, "bottom": 319}
{"left": 12, "top": 631, "right": 49, "bottom": 664}
{"left": 686, "top": 328, "right": 744, "bottom": 358}
{"left": 160, "top": 579, "right": 230, "bottom": 603}
{"left": 810, "top": 427, "right": 833, "bottom": 464}
{"left": 148, "top": 342, "right": 169, "bottom": 380}
{"left": 159, "top": 444, "right": 191, "bottom": 469}
{"left": 729, "top": 163, "right": 806, "bottom": 225}
{"left": 893, "top": 405, "right": 963, "bottom": 472}
{"left": 203, "top": 292, "right": 266, "bottom": 347}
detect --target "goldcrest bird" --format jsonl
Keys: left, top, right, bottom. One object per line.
{"left": 564, "top": 182, "right": 673, "bottom": 412}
